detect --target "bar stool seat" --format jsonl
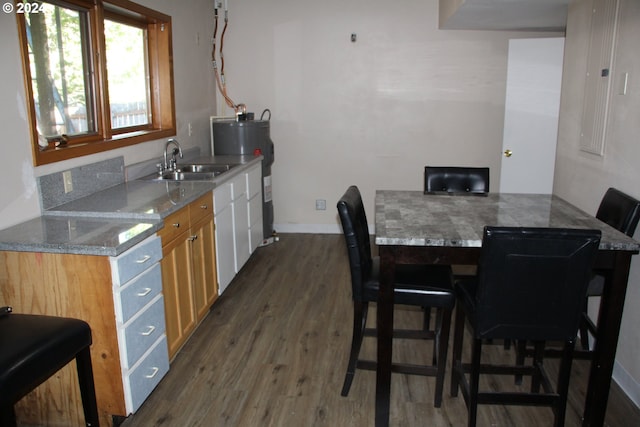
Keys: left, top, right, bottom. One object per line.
{"left": 0, "top": 310, "right": 100, "bottom": 427}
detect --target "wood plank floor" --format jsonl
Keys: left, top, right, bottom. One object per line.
{"left": 121, "top": 233, "right": 640, "bottom": 427}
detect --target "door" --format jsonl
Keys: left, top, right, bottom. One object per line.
{"left": 499, "top": 37, "right": 565, "bottom": 194}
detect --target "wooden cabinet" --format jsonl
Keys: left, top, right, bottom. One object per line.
{"left": 159, "top": 192, "right": 217, "bottom": 359}
{"left": 0, "top": 235, "right": 168, "bottom": 426}
{"left": 213, "top": 162, "right": 263, "bottom": 294}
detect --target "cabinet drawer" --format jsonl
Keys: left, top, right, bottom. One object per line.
{"left": 190, "top": 192, "right": 213, "bottom": 225}
{"left": 111, "top": 235, "right": 162, "bottom": 286}
{"left": 230, "top": 173, "right": 246, "bottom": 200}
{"left": 114, "top": 263, "right": 162, "bottom": 324}
{"left": 124, "top": 335, "right": 169, "bottom": 414}
{"left": 120, "top": 295, "right": 167, "bottom": 369}
{"left": 159, "top": 207, "right": 190, "bottom": 245}
{"left": 213, "top": 183, "right": 232, "bottom": 215}
{"left": 246, "top": 165, "right": 262, "bottom": 199}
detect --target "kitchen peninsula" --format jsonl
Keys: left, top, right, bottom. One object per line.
{"left": 0, "top": 155, "right": 263, "bottom": 426}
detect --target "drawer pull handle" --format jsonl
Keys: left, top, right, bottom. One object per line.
{"left": 140, "top": 325, "right": 156, "bottom": 336}
{"left": 173, "top": 222, "right": 180, "bottom": 228}
{"left": 200, "top": 204, "right": 208, "bottom": 210}
{"left": 145, "top": 367, "right": 159, "bottom": 379}
{"left": 189, "top": 235, "right": 198, "bottom": 242}
{"left": 136, "top": 287, "right": 152, "bottom": 297}
{"left": 136, "top": 255, "right": 151, "bottom": 264}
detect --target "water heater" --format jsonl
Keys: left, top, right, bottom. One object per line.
{"left": 211, "top": 117, "right": 275, "bottom": 241}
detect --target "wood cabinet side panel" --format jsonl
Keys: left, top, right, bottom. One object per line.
{"left": 0, "top": 251, "right": 125, "bottom": 426}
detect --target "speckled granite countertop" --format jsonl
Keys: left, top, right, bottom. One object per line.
{"left": 0, "top": 156, "right": 261, "bottom": 256}
{"left": 375, "top": 191, "right": 640, "bottom": 251}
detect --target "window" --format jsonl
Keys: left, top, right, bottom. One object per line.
{"left": 16, "top": 0, "right": 176, "bottom": 166}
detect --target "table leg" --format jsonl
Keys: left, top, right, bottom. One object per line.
{"left": 582, "top": 252, "right": 633, "bottom": 426}
{"left": 376, "top": 247, "right": 395, "bottom": 427}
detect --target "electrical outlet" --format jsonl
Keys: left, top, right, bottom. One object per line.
{"left": 188, "top": 122, "right": 193, "bottom": 136}
{"left": 315, "top": 199, "right": 326, "bottom": 210}
{"left": 63, "top": 171, "right": 73, "bottom": 193}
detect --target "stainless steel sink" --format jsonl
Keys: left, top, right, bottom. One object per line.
{"left": 179, "top": 164, "right": 236, "bottom": 173}
{"left": 139, "top": 163, "right": 239, "bottom": 181}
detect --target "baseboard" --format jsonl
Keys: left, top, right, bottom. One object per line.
{"left": 274, "top": 223, "right": 341, "bottom": 234}
{"left": 273, "top": 223, "right": 375, "bottom": 235}
{"left": 614, "top": 360, "right": 640, "bottom": 409}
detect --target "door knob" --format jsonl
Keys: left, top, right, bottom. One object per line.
{"left": 504, "top": 149, "right": 513, "bottom": 158}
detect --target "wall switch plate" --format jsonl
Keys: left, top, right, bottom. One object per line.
{"left": 63, "top": 170, "right": 73, "bottom": 193}
{"left": 188, "top": 122, "right": 193, "bottom": 136}
{"left": 315, "top": 199, "right": 326, "bottom": 210}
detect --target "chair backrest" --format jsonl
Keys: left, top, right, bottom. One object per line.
{"left": 424, "top": 166, "right": 489, "bottom": 195}
{"left": 337, "top": 186, "right": 373, "bottom": 302}
{"left": 596, "top": 187, "right": 640, "bottom": 237}
{"left": 474, "top": 226, "right": 601, "bottom": 342}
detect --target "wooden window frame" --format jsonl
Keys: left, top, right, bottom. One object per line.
{"left": 16, "top": 0, "right": 176, "bottom": 166}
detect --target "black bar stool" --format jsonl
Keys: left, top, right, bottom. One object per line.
{"left": 0, "top": 307, "right": 100, "bottom": 426}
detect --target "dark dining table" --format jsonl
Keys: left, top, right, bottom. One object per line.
{"left": 373, "top": 190, "right": 640, "bottom": 427}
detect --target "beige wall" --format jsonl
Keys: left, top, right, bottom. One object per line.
{"left": 554, "top": 0, "right": 640, "bottom": 404}
{"left": 218, "top": 0, "right": 553, "bottom": 232}
{"left": 0, "top": 0, "right": 216, "bottom": 229}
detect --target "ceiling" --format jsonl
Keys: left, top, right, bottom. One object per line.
{"left": 440, "top": 0, "right": 570, "bottom": 32}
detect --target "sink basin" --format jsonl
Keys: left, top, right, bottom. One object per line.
{"left": 139, "top": 163, "right": 240, "bottom": 182}
{"left": 161, "top": 171, "right": 220, "bottom": 181}
{"left": 178, "top": 164, "right": 236, "bottom": 173}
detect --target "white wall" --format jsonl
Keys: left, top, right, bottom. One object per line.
{"left": 217, "top": 0, "right": 555, "bottom": 233}
{"left": 554, "top": 0, "right": 640, "bottom": 405}
{"left": 0, "top": 0, "right": 216, "bottom": 229}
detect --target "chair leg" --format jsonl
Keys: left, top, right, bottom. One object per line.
{"left": 434, "top": 307, "right": 452, "bottom": 407}
{"left": 515, "top": 340, "right": 527, "bottom": 385}
{"left": 75, "top": 345, "right": 100, "bottom": 427}
{"left": 554, "top": 340, "right": 576, "bottom": 427}
{"left": 450, "top": 306, "right": 466, "bottom": 397}
{"left": 423, "top": 307, "right": 432, "bottom": 332}
{"left": 431, "top": 307, "right": 443, "bottom": 366}
{"left": 531, "top": 341, "right": 545, "bottom": 393}
{"left": 0, "top": 406, "right": 17, "bottom": 427}
{"left": 579, "top": 297, "right": 591, "bottom": 351}
{"left": 341, "top": 301, "right": 368, "bottom": 396}
{"left": 468, "top": 338, "right": 482, "bottom": 427}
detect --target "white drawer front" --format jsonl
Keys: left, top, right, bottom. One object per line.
{"left": 114, "top": 263, "right": 162, "bottom": 324}
{"left": 124, "top": 336, "right": 169, "bottom": 414}
{"left": 213, "top": 183, "right": 232, "bottom": 215}
{"left": 246, "top": 165, "right": 262, "bottom": 199}
{"left": 111, "top": 235, "right": 162, "bottom": 286}
{"left": 121, "top": 296, "right": 166, "bottom": 369}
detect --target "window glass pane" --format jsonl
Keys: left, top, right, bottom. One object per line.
{"left": 26, "top": 2, "right": 94, "bottom": 139}
{"left": 104, "top": 20, "right": 150, "bottom": 129}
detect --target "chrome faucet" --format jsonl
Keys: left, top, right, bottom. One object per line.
{"left": 163, "top": 138, "right": 183, "bottom": 172}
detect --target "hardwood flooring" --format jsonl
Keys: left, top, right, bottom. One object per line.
{"left": 121, "top": 233, "right": 640, "bottom": 427}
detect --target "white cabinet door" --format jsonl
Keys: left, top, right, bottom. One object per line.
{"left": 214, "top": 184, "right": 235, "bottom": 294}
{"left": 248, "top": 193, "right": 263, "bottom": 253}
{"left": 232, "top": 197, "right": 250, "bottom": 272}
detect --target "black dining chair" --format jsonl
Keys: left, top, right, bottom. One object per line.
{"left": 450, "top": 227, "right": 601, "bottom": 427}
{"left": 337, "top": 185, "right": 455, "bottom": 407}
{"left": 0, "top": 308, "right": 100, "bottom": 427}
{"left": 578, "top": 187, "right": 640, "bottom": 350}
{"left": 424, "top": 166, "right": 490, "bottom": 195}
